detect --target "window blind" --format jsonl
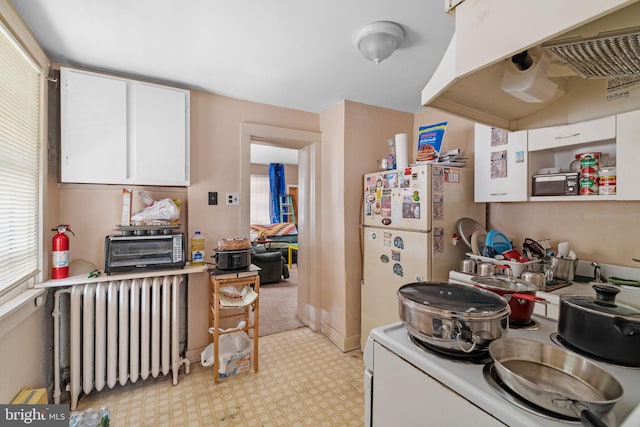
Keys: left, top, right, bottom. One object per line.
{"left": 0, "top": 22, "right": 41, "bottom": 295}
{"left": 250, "top": 175, "right": 271, "bottom": 225}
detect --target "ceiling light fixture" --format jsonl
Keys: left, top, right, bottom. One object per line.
{"left": 353, "top": 21, "right": 405, "bottom": 64}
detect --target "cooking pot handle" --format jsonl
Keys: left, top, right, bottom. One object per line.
{"left": 456, "top": 330, "right": 477, "bottom": 353}
{"left": 614, "top": 316, "right": 640, "bottom": 336}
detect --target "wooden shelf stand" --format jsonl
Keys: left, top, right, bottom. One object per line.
{"left": 208, "top": 266, "right": 260, "bottom": 383}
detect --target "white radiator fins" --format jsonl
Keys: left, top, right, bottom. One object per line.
{"left": 66, "top": 274, "right": 185, "bottom": 410}
{"left": 70, "top": 286, "right": 83, "bottom": 410}
{"left": 161, "top": 276, "right": 171, "bottom": 375}
{"left": 107, "top": 282, "right": 118, "bottom": 389}
{"left": 140, "top": 278, "right": 151, "bottom": 381}
{"left": 129, "top": 279, "right": 140, "bottom": 384}
{"left": 82, "top": 285, "right": 95, "bottom": 395}
{"left": 151, "top": 277, "right": 161, "bottom": 378}
{"left": 119, "top": 280, "right": 130, "bottom": 386}
{"left": 94, "top": 283, "right": 107, "bottom": 392}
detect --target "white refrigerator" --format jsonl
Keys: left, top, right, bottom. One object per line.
{"left": 361, "top": 164, "right": 485, "bottom": 348}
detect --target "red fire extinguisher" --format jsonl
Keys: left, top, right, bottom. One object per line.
{"left": 51, "top": 225, "right": 75, "bottom": 279}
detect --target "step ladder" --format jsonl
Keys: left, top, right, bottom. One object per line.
{"left": 279, "top": 194, "right": 296, "bottom": 223}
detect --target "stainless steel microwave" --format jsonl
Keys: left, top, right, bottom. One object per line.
{"left": 104, "top": 233, "right": 186, "bottom": 274}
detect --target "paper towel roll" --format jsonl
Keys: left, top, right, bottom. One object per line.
{"left": 394, "top": 133, "right": 409, "bottom": 171}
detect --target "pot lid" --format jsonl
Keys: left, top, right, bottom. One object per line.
{"left": 471, "top": 276, "right": 538, "bottom": 293}
{"left": 561, "top": 284, "right": 640, "bottom": 318}
{"left": 397, "top": 282, "right": 509, "bottom": 317}
{"left": 456, "top": 218, "right": 486, "bottom": 250}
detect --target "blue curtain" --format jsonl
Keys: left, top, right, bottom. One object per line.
{"left": 269, "top": 163, "right": 286, "bottom": 224}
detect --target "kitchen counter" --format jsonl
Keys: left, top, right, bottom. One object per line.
{"left": 35, "top": 263, "right": 208, "bottom": 288}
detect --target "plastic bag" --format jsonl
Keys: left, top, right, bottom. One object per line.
{"left": 201, "top": 321, "right": 251, "bottom": 375}
{"left": 130, "top": 198, "right": 179, "bottom": 224}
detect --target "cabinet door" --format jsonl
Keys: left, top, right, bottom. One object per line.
{"left": 528, "top": 116, "right": 615, "bottom": 151}
{"left": 474, "top": 124, "right": 528, "bottom": 202}
{"left": 372, "top": 343, "right": 505, "bottom": 426}
{"left": 61, "top": 68, "right": 127, "bottom": 183}
{"left": 131, "top": 83, "right": 189, "bottom": 185}
{"left": 616, "top": 110, "right": 640, "bottom": 200}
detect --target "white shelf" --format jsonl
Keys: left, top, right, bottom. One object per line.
{"left": 528, "top": 195, "right": 618, "bottom": 202}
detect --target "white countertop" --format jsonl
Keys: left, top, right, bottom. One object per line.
{"left": 35, "top": 263, "right": 208, "bottom": 288}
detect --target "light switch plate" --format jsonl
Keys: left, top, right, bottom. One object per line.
{"left": 226, "top": 192, "right": 239, "bottom": 205}
{"left": 208, "top": 192, "right": 218, "bottom": 205}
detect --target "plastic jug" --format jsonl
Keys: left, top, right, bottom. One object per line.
{"left": 191, "top": 231, "right": 205, "bottom": 266}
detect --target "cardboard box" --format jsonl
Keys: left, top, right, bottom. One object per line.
{"left": 11, "top": 387, "right": 48, "bottom": 404}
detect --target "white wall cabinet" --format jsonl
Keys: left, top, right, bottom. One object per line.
{"left": 61, "top": 67, "right": 190, "bottom": 186}
{"left": 526, "top": 113, "right": 640, "bottom": 201}
{"left": 615, "top": 109, "right": 640, "bottom": 200}
{"left": 474, "top": 124, "right": 528, "bottom": 202}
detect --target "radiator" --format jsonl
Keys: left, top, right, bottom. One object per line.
{"left": 54, "top": 274, "right": 190, "bottom": 410}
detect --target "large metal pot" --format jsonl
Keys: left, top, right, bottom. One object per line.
{"left": 397, "top": 282, "right": 510, "bottom": 355}
{"left": 471, "top": 276, "right": 545, "bottom": 324}
{"left": 558, "top": 284, "right": 640, "bottom": 366}
{"left": 489, "top": 338, "right": 623, "bottom": 427}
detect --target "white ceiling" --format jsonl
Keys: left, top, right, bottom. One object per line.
{"left": 12, "top": 0, "right": 454, "bottom": 114}
{"left": 251, "top": 144, "right": 298, "bottom": 165}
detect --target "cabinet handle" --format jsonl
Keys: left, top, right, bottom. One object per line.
{"left": 490, "top": 193, "right": 508, "bottom": 196}
{"left": 555, "top": 132, "right": 580, "bottom": 139}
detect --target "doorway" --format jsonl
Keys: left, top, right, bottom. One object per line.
{"left": 240, "top": 123, "right": 321, "bottom": 331}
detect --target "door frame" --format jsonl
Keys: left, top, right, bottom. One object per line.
{"left": 240, "top": 123, "right": 321, "bottom": 331}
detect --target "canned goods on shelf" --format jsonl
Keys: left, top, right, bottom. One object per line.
{"left": 598, "top": 166, "right": 617, "bottom": 195}
{"left": 579, "top": 176, "right": 599, "bottom": 195}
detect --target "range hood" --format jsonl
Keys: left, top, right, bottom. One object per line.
{"left": 422, "top": 0, "right": 640, "bottom": 131}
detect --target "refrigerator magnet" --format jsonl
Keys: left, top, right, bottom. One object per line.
{"left": 391, "top": 250, "right": 401, "bottom": 261}
{"left": 380, "top": 254, "right": 389, "bottom": 263}
{"left": 383, "top": 232, "right": 392, "bottom": 246}
{"left": 393, "top": 236, "right": 404, "bottom": 249}
{"left": 393, "top": 263, "right": 403, "bottom": 277}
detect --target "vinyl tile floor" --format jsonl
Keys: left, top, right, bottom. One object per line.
{"left": 74, "top": 327, "right": 365, "bottom": 426}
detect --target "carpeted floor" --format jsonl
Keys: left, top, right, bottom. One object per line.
{"left": 258, "top": 267, "right": 304, "bottom": 337}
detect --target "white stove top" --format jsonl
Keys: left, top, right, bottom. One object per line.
{"left": 366, "top": 315, "right": 640, "bottom": 426}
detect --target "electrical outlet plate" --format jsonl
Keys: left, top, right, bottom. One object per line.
{"left": 226, "top": 192, "right": 239, "bottom": 205}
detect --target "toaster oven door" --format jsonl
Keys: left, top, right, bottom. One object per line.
{"left": 105, "top": 235, "right": 185, "bottom": 274}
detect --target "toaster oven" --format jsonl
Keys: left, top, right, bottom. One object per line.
{"left": 104, "top": 233, "right": 186, "bottom": 274}
{"left": 531, "top": 172, "right": 580, "bottom": 196}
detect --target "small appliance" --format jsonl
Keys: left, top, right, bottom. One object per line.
{"left": 104, "top": 233, "right": 185, "bottom": 274}
{"left": 532, "top": 172, "right": 579, "bottom": 196}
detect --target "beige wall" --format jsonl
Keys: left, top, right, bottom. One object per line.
{"left": 319, "top": 100, "right": 413, "bottom": 351}
{"left": 186, "top": 90, "right": 319, "bottom": 358}
{"left": 489, "top": 201, "right": 640, "bottom": 267}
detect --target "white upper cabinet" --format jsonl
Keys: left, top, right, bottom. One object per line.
{"left": 474, "top": 124, "right": 528, "bottom": 202}
{"left": 528, "top": 116, "right": 615, "bottom": 151}
{"left": 61, "top": 67, "right": 190, "bottom": 186}
{"left": 616, "top": 110, "right": 640, "bottom": 200}
{"left": 60, "top": 69, "right": 128, "bottom": 183}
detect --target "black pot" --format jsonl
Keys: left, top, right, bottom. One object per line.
{"left": 558, "top": 284, "right": 640, "bottom": 366}
{"left": 213, "top": 248, "right": 251, "bottom": 270}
